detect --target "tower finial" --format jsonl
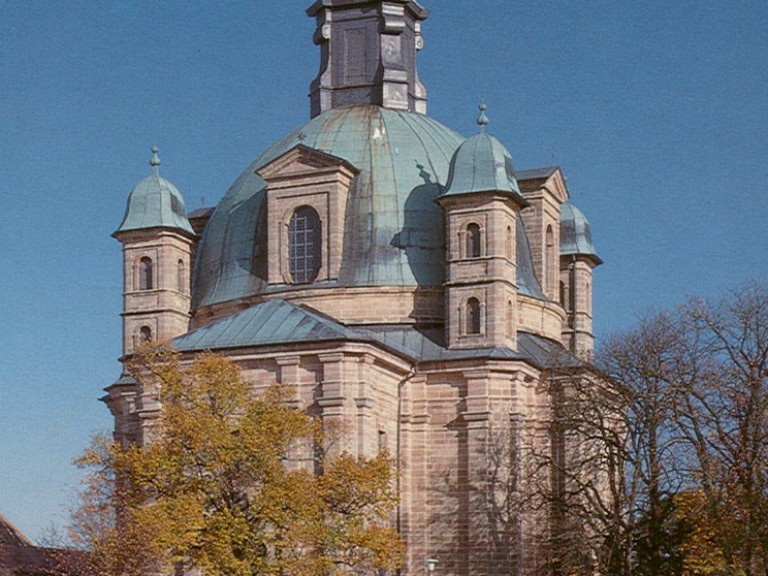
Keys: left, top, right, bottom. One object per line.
{"left": 477, "top": 101, "right": 489, "bottom": 131}
{"left": 150, "top": 146, "right": 161, "bottom": 175}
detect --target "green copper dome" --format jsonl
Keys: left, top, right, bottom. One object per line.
{"left": 442, "top": 106, "right": 526, "bottom": 204}
{"left": 116, "top": 147, "right": 194, "bottom": 236}
{"left": 442, "top": 131, "right": 526, "bottom": 204}
{"left": 560, "top": 201, "right": 602, "bottom": 265}
{"left": 192, "top": 105, "right": 463, "bottom": 309}
{"left": 191, "top": 104, "right": 550, "bottom": 310}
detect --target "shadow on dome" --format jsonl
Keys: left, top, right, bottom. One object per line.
{"left": 391, "top": 161, "right": 447, "bottom": 286}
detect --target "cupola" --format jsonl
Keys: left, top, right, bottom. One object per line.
{"left": 559, "top": 200, "right": 601, "bottom": 358}
{"left": 114, "top": 148, "right": 196, "bottom": 356}
{"left": 115, "top": 147, "right": 194, "bottom": 237}
{"left": 441, "top": 104, "right": 527, "bottom": 206}
{"left": 560, "top": 201, "right": 602, "bottom": 266}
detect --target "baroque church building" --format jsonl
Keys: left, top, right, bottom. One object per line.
{"left": 107, "top": 2, "right": 602, "bottom": 575}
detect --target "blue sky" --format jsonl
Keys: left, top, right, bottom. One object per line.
{"left": 1, "top": 0, "right": 766, "bottom": 542}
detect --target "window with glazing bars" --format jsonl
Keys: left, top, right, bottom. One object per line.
{"left": 466, "top": 297, "right": 481, "bottom": 334}
{"left": 466, "top": 223, "right": 481, "bottom": 258}
{"left": 139, "top": 257, "right": 153, "bottom": 290}
{"left": 289, "top": 206, "right": 321, "bottom": 284}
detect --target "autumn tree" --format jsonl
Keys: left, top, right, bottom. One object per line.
{"left": 545, "top": 281, "right": 768, "bottom": 576}
{"left": 69, "top": 345, "right": 402, "bottom": 576}
{"left": 672, "top": 489, "right": 742, "bottom": 576}
{"left": 673, "top": 283, "right": 768, "bottom": 576}
{"left": 595, "top": 311, "right": 700, "bottom": 576}
{"left": 542, "top": 367, "right": 627, "bottom": 576}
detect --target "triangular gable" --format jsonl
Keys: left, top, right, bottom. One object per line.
{"left": 516, "top": 166, "right": 569, "bottom": 203}
{"left": 256, "top": 144, "right": 358, "bottom": 180}
{"left": 542, "top": 167, "right": 569, "bottom": 202}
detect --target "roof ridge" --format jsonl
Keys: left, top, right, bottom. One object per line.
{"left": 0, "top": 512, "right": 34, "bottom": 546}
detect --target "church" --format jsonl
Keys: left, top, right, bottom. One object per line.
{"left": 105, "top": 1, "right": 602, "bottom": 575}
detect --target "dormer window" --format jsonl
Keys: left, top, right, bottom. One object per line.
{"left": 466, "top": 223, "right": 481, "bottom": 258}
{"left": 139, "top": 257, "right": 153, "bottom": 290}
{"left": 257, "top": 145, "right": 357, "bottom": 287}
{"left": 289, "top": 206, "right": 321, "bottom": 284}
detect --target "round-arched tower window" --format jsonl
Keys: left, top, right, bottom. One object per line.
{"left": 139, "top": 257, "right": 153, "bottom": 290}
{"left": 466, "top": 223, "right": 481, "bottom": 258}
{"left": 466, "top": 297, "right": 481, "bottom": 335}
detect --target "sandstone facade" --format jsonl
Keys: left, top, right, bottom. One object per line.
{"left": 105, "top": 3, "right": 603, "bottom": 575}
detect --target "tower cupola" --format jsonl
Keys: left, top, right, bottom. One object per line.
{"left": 306, "top": 0, "right": 429, "bottom": 117}
{"left": 114, "top": 148, "right": 196, "bottom": 355}
{"left": 442, "top": 105, "right": 527, "bottom": 205}
{"left": 115, "top": 147, "right": 194, "bottom": 236}
{"left": 559, "top": 201, "right": 602, "bottom": 358}
{"left": 559, "top": 201, "right": 601, "bottom": 266}
{"left": 437, "top": 106, "right": 529, "bottom": 350}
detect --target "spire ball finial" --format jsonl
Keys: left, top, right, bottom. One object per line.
{"left": 477, "top": 101, "right": 489, "bottom": 130}
{"left": 150, "top": 146, "right": 161, "bottom": 173}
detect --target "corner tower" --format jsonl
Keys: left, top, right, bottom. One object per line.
{"left": 559, "top": 201, "right": 602, "bottom": 357}
{"left": 307, "top": 0, "right": 429, "bottom": 116}
{"left": 113, "top": 147, "right": 196, "bottom": 355}
{"left": 437, "top": 107, "right": 529, "bottom": 349}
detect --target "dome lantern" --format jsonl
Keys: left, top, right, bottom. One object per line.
{"left": 306, "top": 0, "right": 429, "bottom": 117}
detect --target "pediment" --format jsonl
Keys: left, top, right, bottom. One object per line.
{"left": 516, "top": 166, "right": 570, "bottom": 203}
{"left": 542, "top": 167, "right": 570, "bottom": 203}
{"left": 256, "top": 144, "right": 358, "bottom": 181}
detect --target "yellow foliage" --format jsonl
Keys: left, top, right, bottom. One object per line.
{"left": 673, "top": 490, "right": 745, "bottom": 576}
{"left": 70, "top": 344, "right": 403, "bottom": 576}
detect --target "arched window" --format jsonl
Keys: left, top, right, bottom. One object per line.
{"left": 560, "top": 281, "right": 567, "bottom": 307}
{"left": 505, "top": 225, "right": 513, "bottom": 260}
{"left": 507, "top": 299, "right": 514, "bottom": 338}
{"left": 545, "top": 225, "right": 555, "bottom": 295}
{"left": 139, "top": 326, "right": 152, "bottom": 342}
{"left": 177, "top": 259, "right": 186, "bottom": 293}
{"left": 289, "top": 206, "right": 321, "bottom": 284}
{"left": 139, "top": 257, "right": 153, "bottom": 290}
{"left": 466, "top": 223, "right": 481, "bottom": 258}
{"left": 466, "top": 297, "right": 481, "bottom": 335}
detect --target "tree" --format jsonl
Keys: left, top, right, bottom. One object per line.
{"left": 69, "top": 345, "right": 402, "bottom": 576}
{"left": 672, "top": 489, "right": 742, "bottom": 576}
{"left": 596, "top": 311, "right": 697, "bottom": 576}
{"left": 542, "top": 282, "right": 768, "bottom": 576}
{"left": 673, "top": 283, "right": 768, "bottom": 576}
{"left": 532, "top": 312, "right": 690, "bottom": 576}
